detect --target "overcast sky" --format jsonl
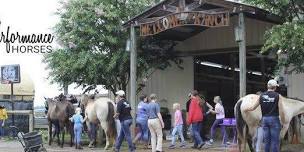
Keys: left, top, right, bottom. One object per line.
{"left": 0, "top": 0, "right": 106, "bottom": 107}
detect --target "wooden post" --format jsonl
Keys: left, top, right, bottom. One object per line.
{"left": 29, "top": 111, "right": 34, "bottom": 132}
{"left": 130, "top": 25, "right": 137, "bottom": 127}
{"left": 238, "top": 12, "right": 246, "bottom": 98}
{"left": 10, "top": 81, "right": 15, "bottom": 126}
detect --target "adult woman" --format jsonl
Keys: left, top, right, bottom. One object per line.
{"left": 207, "top": 96, "right": 227, "bottom": 146}
{"left": 187, "top": 90, "right": 205, "bottom": 149}
{"left": 0, "top": 105, "right": 8, "bottom": 139}
{"left": 147, "top": 94, "right": 165, "bottom": 152}
{"left": 133, "top": 94, "right": 149, "bottom": 148}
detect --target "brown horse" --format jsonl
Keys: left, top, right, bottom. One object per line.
{"left": 45, "top": 97, "right": 75, "bottom": 148}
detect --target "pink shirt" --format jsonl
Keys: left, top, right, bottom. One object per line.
{"left": 174, "top": 110, "right": 183, "bottom": 126}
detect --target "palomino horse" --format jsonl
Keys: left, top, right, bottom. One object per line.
{"left": 45, "top": 98, "right": 75, "bottom": 147}
{"left": 234, "top": 94, "right": 304, "bottom": 152}
{"left": 80, "top": 95, "right": 116, "bottom": 150}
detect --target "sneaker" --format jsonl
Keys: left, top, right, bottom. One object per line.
{"left": 206, "top": 139, "right": 214, "bottom": 145}
{"left": 168, "top": 145, "right": 175, "bottom": 149}
{"left": 180, "top": 142, "right": 186, "bottom": 148}
{"left": 191, "top": 145, "right": 198, "bottom": 149}
{"left": 198, "top": 142, "right": 205, "bottom": 149}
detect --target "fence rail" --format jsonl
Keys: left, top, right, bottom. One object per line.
{"left": 7, "top": 110, "right": 34, "bottom": 132}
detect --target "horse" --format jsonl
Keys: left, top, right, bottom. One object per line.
{"left": 234, "top": 94, "right": 304, "bottom": 152}
{"left": 79, "top": 94, "right": 116, "bottom": 150}
{"left": 45, "top": 97, "right": 75, "bottom": 148}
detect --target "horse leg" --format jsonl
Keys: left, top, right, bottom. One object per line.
{"left": 247, "top": 137, "right": 254, "bottom": 152}
{"left": 61, "top": 126, "right": 65, "bottom": 148}
{"left": 69, "top": 123, "right": 74, "bottom": 147}
{"left": 48, "top": 122, "right": 52, "bottom": 145}
{"left": 100, "top": 122, "right": 110, "bottom": 150}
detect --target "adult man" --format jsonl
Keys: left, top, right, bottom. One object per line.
{"left": 114, "top": 90, "right": 135, "bottom": 152}
{"left": 245, "top": 79, "right": 285, "bottom": 152}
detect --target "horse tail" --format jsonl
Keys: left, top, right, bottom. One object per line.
{"left": 107, "top": 102, "right": 116, "bottom": 138}
{"left": 235, "top": 100, "right": 245, "bottom": 139}
{"left": 235, "top": 99, "right": 251, "bottom": 151}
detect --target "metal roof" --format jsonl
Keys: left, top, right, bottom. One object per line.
{"left": 123, "top": 0, "right": 283, "bottom": 28}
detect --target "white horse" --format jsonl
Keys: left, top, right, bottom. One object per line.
{"left": 79, "top": 95, "right": 116, "bottom": 150}
{"left": 234, "top": 94, "right": 304, "bottom": 152}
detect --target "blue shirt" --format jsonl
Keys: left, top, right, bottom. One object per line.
{"left": 72, "top": 114, "right": 83, "bottom": 125}
{"left": 147, "top": 101, "right": 160, "bottom": 119}
{"left": 136, "top": 101, "right": 149, "bottom": 121}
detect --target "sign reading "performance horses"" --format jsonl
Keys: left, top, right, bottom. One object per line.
{"left": 140, "top": 11, "right": 229, "bottom": 36}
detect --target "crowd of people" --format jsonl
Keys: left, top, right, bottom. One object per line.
{"left": 110, "top": 90, "right": 228, "bottom": 152}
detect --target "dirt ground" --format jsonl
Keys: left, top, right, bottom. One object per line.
{"left": 1, "top": 140, "right": 304, "bottom": 152}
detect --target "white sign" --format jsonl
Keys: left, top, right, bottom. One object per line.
{"left": 1, "top": 64, "right": 20, "bottom": 83}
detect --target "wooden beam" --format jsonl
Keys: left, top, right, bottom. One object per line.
{"left": 130, "top": 25, "right": 137, "bottom": 134}
{"left": 238, "top": 12, "right": 246, "bottom": 97}
{"left": 162, "top": 4, "right": 178, "bottom": 13}
{"left": 175, "top": 45, "right": 262, "bottom": 57}
{"left": 179, "top": 0, "right": 186, "bottom": 12}
{"left": 186, "top": 1, "right": 201, "bottom": 11}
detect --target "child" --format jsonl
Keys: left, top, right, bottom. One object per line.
{"left": 207, "top": 96, "right": 227, "bottom": 146}
{"left": 0, "top": 105, "right": 8, "bottom": 139}
{"left": 70, "top": 107, "right": 87, "bottom": 149}
{"left": 169, "top": 103, "right": 186, "bottom": 149}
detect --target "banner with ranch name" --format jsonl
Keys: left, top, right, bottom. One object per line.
{"left": 140, "top": 11, "right": 229, "bottom": 36}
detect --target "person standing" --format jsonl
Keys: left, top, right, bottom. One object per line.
{"left": 0, "top": 105, "right": 8, "bottom": 139}
{"left": 187, "top": 90, "right": 205, "bottom": 149}
{"left": 169, "top": 103, "right": 186, "bottom": 149}
{"left": 133, "top": 94, "right": 149, "bottom": 148}
{"left": 147, "top": 94, "right": 165, "bottom": 152}
{"left": 207, "top": 96, "right": 227, "bottom": 146}
{"left": 114, "top": 90, "right": 135, "bottom": 152}
{"left": 245, "top": 79, "right": 285, "bottom": 152}
{"left": 69, "top": 107, "right": 87, "bottom": 149}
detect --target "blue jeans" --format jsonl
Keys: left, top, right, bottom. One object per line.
{"left": 135, "top": 119, "right": 149, "bottom": 142}
{"left": 0, "top": 120, "right": 3, "bottom": 138}
{"left": 89, "top": 122, "right": 97, "bottom": 141}
{"left": 210, "top": 119, "right": 227, "bottom": 144}
{"left": 171, "top": 124, "right": 185, "bottom": 145}
{"left": 74, "top": 124, "right": 83, "bottom": 144}
{"left": 115, "top": 119, "right": 134, "bottom": 152}
{"left": 261, "top": 116, "right": 281, "bottom": 152}
{"left": 191, "top": 122, "right": 203, "bottom": 146}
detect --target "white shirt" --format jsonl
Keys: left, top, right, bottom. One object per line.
{"left": 215, "top": 103, "right": 225, "bottom": 119}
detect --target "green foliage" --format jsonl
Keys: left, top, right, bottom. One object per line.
{"left": 45, "top": 0, "right": 182, "bottom": 94}
{"left": 244, "top": 0, "right": 304, "bottom": 73}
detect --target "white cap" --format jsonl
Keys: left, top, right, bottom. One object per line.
{"left": 115, "top": 90, "right": 125, "bottom": 96}
{"left": 267, "top": 79, "right": 279, "bottom": 87}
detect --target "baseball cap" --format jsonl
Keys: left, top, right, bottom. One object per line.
{"left": 267, "top": 79, "right": 279, "bottom": 87}
{"left": 115, "top": 90, "right": 125, "bottom": 96}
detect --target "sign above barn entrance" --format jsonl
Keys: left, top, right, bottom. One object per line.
{"left": 140, "top": 11, "right": 229, "bottom": 36}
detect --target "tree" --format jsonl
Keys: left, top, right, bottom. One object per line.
{"left": 244, "top": 0, "right": 304, "bottom": 73}
{"left": 44, "top": 0, "right": 182, "bottom": 94}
